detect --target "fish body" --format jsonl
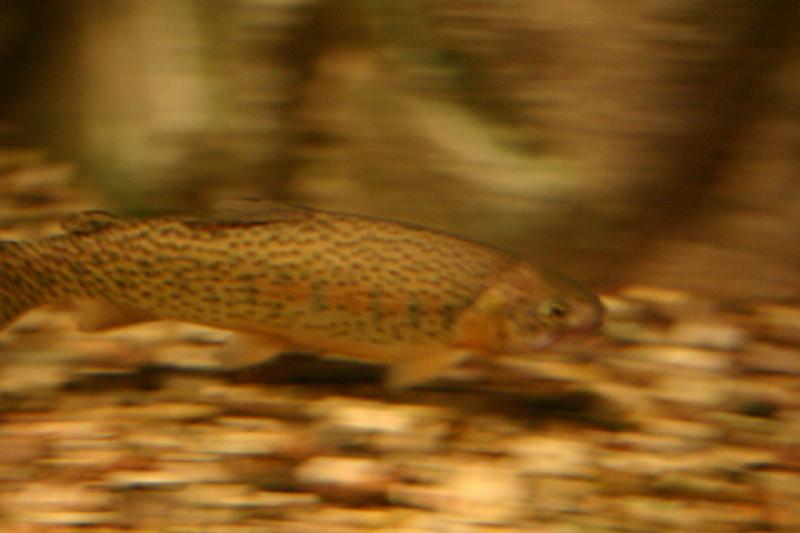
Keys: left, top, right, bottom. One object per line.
{"left": 0, "top": 205, "right": 603, "bottom": 386}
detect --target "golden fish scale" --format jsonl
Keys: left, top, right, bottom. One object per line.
{"left": 29, "top": 211, "right": 515, "bottom": 353}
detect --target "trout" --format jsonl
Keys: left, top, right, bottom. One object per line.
{"left": 0, "top": 203, "right": 604, "bottom": 387}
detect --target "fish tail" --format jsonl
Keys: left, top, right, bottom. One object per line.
{"left": 0, "top": 240, "right": 48, "bottom": 328}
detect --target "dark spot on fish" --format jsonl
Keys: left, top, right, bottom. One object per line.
{"left": 113, "top": 279, "right": 131, "bottom": 290}
{"left": 68, "top": 263, "right": 90, "bottom": 277}
{"left": 441, "top": 304, "right": 456, "bottom": 330}
{"left": 266, "top": 302, "right": 285, "bottom": 319}
{"left": 33, "top": 271, "right": 55, "bottom": 286}
{"left": 311, "top": 281, "right": 326, "bottom": 312}
{"left": 369, "top": 290, "right": 383, "bottom": 327}
{"left": 408, "top": 294, "right": 422, "bottom": 330}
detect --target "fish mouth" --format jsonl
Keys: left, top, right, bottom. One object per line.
{"left": 575, "top": 315, "right": 604, "bottom": 335}
{"left": 547, "top": 317, "right": 604, "bottom": 346}
{"left": 568, "top": 302, "right": 606, "bottom": 337}
{"left": 526, "top": 334, "right": 556, "bottom": 351}
{"left": 517, "top": 315, "right": 605, "bottom": 352}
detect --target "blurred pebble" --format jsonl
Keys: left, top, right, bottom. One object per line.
{"left": 724, "top": 377, "right": 793, "bottom": 408}
{"left": 605, "top": 431, "right": 705, "bottom": 454}
{"left": 13, "top": 510, "right": 120, "bottom": 526}
{"left": 617, "top": 285, "right": 693, "bottom": 305}
{"left": 0, "top": 362, "right": 70, "bottom": 393}
{"left": 156, "top": 460, "right": 233, "bottom": 483}
{"left": 527, "top": 478, "right": 600, "bottom": 517}
{"left": 7, "top": 482, "right": 112, "bottom": 510}
{"left": 622, "top": 345, "right": 732, "bottom": 373}
{"left": 186, "top": 382, "right": 307, "bottom": 417}
{"left": 4, "top": 483, "right": 117, "bottom": 525}
{"left": 296, "top": 456, "right": 391, "bottom": 501}
{"left": 649, "top": 374, "right": 728, "bottom": 407}
{"left": 614, "top": 497, "right": 709, "bottom": 530}
{"left": 187, "top": 423, "right": 306, "bottom": 456}
{"left": 289, "top": 507, "right": 399, "bottom": 529}
{"left": 41, "top": 447, "right": 125, "bottom": 473}
{"left": 124, "top": 402, "right": 221, "bottom": 422}
{"left": 504, "top": 435, "right": 594, "bottom": 477}
{"left": 177, "top": 483, "right": 318, "bottom": 508}
{"left": 453, "top": 415, "right": 531, "bottom": 455}
{"left": 105, "top": 469, "right": 197, "bottom": 488}
{"left": 750, "top": 303, "right": 800, "bottom": 343}
{"left": 665, "top": 320, "right": 749, "bottom": 350}
{"left": 0, "top": 435, "right": 48, "bottom": 465}
{"left": 638, "top": 416, "right": 720, "bottom": 442}
{"left": 598, "top": 450, "right": 690, "bottom": 476}
{"left": 757, "top": 470, "right": 800, "bottom": 530}
{"left": 702, "top": 445, "right": 778, "bottom": 471}
{"left": 650, "top": 471, "right": 752, "bottom": 500}
{"left": 1, "top": 418, "right": 116, "bottom": 440}
{"left": 588, "top": 382, "right": 655, "bottom": 416}
{"left": 738, "top": 342, "right": 800, "bottom": 375}
{"left": 123, "top": 428, "right": 186, "bottom": 451}
{"left": 390, "top": 460, "right": 525, "bottom": 525}
{"left": 309, "top": 397, "right": 449, "bottom": 452}
{"left": 754, "top": 304, "right": 800, "bottom": 328}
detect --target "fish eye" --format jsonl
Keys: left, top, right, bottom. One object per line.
{"left": 538, "top": 299, "right": 569, "bottom": 320}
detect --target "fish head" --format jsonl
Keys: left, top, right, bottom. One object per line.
{"left": 472, "top": 264, "right": 604, "bottom": 353}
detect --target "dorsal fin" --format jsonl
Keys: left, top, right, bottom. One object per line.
{"left": 61, "top": 210, "right": 124, "bottom": 235}
{"left": 183, "top": 198, "right": 314, "bottom": 230}
{"left": 211, "top": 198, "right": 314, "bottom": 221}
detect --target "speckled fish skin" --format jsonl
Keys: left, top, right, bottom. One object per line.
{"left": 0, "top": 206, "right": 603, "bottom": 385}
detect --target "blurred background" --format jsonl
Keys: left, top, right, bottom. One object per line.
{"left": 1, "top": 0, "right": 799, "bottom": 298}
{"left": 2, "top": 3, "right": 800, "bottom": 531}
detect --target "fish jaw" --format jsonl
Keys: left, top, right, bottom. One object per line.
{"left": 559, "top": 291, "right": 605, "bottom": 337}
{"left": 446, "top": 264, "right": 605, "bottom": 357}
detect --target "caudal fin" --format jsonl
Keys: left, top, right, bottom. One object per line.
{"left": 0, "top": 240, "right": 44, "bottom": 329}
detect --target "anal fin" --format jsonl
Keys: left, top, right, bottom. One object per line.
{"left": 75, "top": 300, "right": 157, "bottom": 332}
{"left": 215, "top": 331, "right": 294, "bottom": 369}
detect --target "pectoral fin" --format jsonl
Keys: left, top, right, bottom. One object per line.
{"left": 215, "top": 331, "right": 294, "bottom": 369}
{"left": 75, "top": 300, "right": 157, "bottom": 331}
{"left": 384, "top": 350, "right": 472, "bottom": 389}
